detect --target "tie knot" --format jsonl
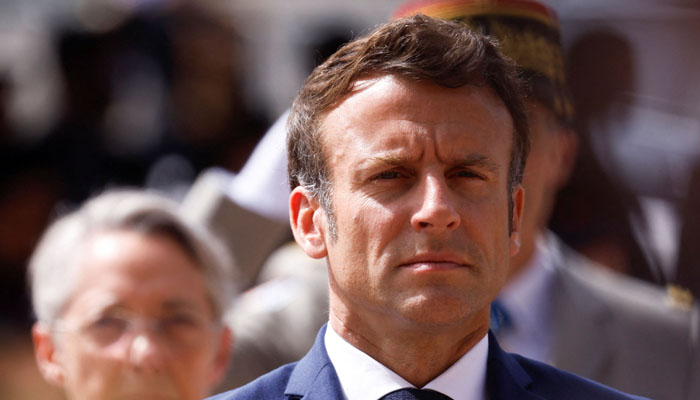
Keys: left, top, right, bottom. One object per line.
{"left": 380, "top": 388, "right": 453, "bottom": 400}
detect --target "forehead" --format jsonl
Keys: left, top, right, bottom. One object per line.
{"left": 319, "top": 75, "right": 513, "bottom": 167}
{"left": 64, "top": 230, "right": 210, "bottom": 315}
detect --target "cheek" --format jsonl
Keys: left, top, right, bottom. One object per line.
{"left": 59, "top": 345, "right": 121, "bottom": 398}
{"left": 169, "top": 352, "right": 216, "bottom": 397}
{"left": 184, "top": 346, "right": 220, "bottom": 374}
{"left": 349, "top": 205, "right": 400, "bottom": 266}
{"left": 327, "top": 212, "right": 380, "bottom": 289}
{"left": 464, "top": 194, "right": 507, "bottom": 228}
{"left": 466, "top": 199, "right": 512, "bottom": 262}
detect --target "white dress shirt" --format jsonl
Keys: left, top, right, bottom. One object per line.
{"left": 324, "top": 324, "right": 488, "bottom": 400}
{"left": 496, "top": 233, "right": 556, "bottom": 363}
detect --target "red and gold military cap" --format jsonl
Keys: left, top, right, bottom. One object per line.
{"left": 394, "top": 0, "right": 574, "bottom": 124}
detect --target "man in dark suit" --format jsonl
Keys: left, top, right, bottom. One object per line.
{"left": 209, "top": 14, "right": 644, "bottom": 400}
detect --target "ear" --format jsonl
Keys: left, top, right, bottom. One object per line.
{"left": 32, "top": 323, "right": 65, "bottom": 387}
{"left": 289, "top": 187, "right": 328, "bottom": 259}
{"left": 509, "top": 184, "right": 525, "bottom": 257}
{"left": 208, "top": 326, "right": 233, "bottom": 388}
{"left": 552, "top": 128, "right": 579, "bottom": 188}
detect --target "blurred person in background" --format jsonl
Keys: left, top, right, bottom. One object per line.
{"left": 29, "top": 189, "right": 233, "bottom": 399}
{"left": 0, "top": 1, "right": 266, "bottom": 395}
{"left": 0, "top": 0, "right": 265, "bottom": 352}
{"left": 550, "top": 29, "right": 656, "bottom": 283}
{"left": 550, "top": 1, "right": 700, "bottom": 298}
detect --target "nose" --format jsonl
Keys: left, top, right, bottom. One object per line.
{"left": 127, "top": 333, "right": 166, "bottom": 374}
{"left": 410, "top": 174, "right": 461, "bottom": 232}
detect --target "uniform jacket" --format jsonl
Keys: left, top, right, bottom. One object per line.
{"left": 547, "top": 236, "right": 700, "bottom": 400}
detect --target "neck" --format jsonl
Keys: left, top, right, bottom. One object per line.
{"left": 329, "top": 299, "right": 489, "bottom": 387}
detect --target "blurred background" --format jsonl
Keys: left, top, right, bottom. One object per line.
{"left": 0, "top": 0, "right": 698, "bottom": 397}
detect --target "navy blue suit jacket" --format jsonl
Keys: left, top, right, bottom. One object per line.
{"left": 209, "top": 325, "right": 647, "bottom": 400}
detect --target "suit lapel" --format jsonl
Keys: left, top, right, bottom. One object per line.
{"left": 285, "top": 324, "right": 345, "bottom": 400}
{"left": 285, "top": 326, "right": 559, "bottom": 400}
{"left": 486, "top": 332, "right": 545, "bottom": 400}
{"left": 549, "top": 238, "right": 614, "bottom": 380}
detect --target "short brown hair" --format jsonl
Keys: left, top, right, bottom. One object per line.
{"left": 287, "top": 14, "right": 529, "bottom": 228}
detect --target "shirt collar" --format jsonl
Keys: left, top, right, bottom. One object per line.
{"left": 496, "top": 233, "right": 556, "bottom": 360}
{"left": 324, "top": 324, "right": 488, "bottom": 400}
{"left": 500, "top": 234, "right": 556, "bottom": 329}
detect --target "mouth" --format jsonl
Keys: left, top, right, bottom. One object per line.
{"left": 399, "top": 255, "right": 470, "bottom": 271}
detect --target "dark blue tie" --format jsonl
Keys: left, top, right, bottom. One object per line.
{"left": 379, "top": 388, "right": 453, "bottom": 399}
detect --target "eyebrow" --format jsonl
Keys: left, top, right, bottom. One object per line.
{"left": 161, "top": 299, "right": 205, "bottom": 313}
{"left": 359, "top": 152, "right": 500, "bottom": 172}
{"left": 350, "top": 154, "right": 417, "bottom": 186}
{"left": 350, "top": 152, "right": 501, "bottom": 189}
{"left": 447, "top": 154, "right": 500, "bottom": 174}
{"left": 365, "top": 154, "right": 418, "bottom": 167}
{"left": 78, "top": 295, "right": 122, "bottom": 318}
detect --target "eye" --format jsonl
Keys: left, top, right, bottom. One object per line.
{"left": 162, "top": 313, "right": 200, "bottom": 328}
{"left": 450, "top": 168, "right": 484, "bottom": 180}
{"left": 378, "top": 171, "right": 400, "bottom": 179}
{"left": 160, "top": 313, "right": 210, "bottom": 345}
{"left": 86, "top": 315, "right": 128, "bottom": 345}
{"left": 91, "top": 315, "right": 127, "bottom": 330}
{"left": 372, "top": 168, "right": 409, "bottom": 181}
{"left": 159, "top": 313, "right": 208, "bottom": 338}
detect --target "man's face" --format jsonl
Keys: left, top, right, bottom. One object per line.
{"left": 34, "top": 230, "right": 230, "bottom": 400}
{"left": 294, "top": 76, "right": 523, "bottom": 332}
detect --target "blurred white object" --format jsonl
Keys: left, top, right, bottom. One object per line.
{"left": 227, "top": 109, "right": 290, "bottom": 222}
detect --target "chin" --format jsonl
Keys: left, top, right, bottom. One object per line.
{"left": 397, "top": 293, "right": 479, "bottom": 329}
